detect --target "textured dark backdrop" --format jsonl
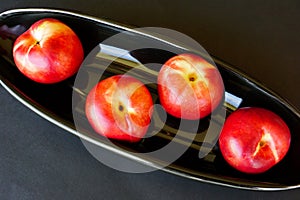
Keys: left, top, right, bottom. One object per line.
{"left": 1, "top": 1, "right": 300, "bottom": 199}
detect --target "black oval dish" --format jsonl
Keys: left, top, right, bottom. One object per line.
{"left": 0, "top": 8, "right": 299, "bottom": 191}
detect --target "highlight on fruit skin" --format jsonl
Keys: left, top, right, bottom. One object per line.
{"left": 157, "top": 53, "right": 224, "bottom": 120}
{"left": 85, "top": 75, "right": 154, "bottom": 143}
{"left": 13, "top": 18, "right": 84, "bottom": 84}
{"left": 218, "top": 107, "right": 291, "bottom": 174}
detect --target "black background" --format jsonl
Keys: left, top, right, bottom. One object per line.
{"left": 1, "top": 1, "right": 300, "bottom": 199}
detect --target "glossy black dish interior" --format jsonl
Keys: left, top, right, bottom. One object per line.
{"left": 0, "top": 9, "right": 299, "bottom": 190}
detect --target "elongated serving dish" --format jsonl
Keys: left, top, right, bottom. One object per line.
{"left": 1, "top": 8, "right": 299, "bottom": 191}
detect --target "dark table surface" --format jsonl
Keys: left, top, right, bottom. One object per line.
{"left": 1, "top": 1, "right": 300, "bottom": 199}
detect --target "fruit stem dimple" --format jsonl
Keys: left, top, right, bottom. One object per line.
{"left": 35, "top": 40, "right": 40, "bottom": 46}
{"left": 259, "top": 141, "right": 265, "bottom": 147}
{"left": 118, "top": 104, "right": 124, "bottom": 112}
{"left": 188, "top": 73, "right": 197, "bottom": 82}
{"left": 189, "top": 77, "right": 195, "bottom": 82}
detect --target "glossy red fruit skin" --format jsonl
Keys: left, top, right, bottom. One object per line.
{"left": 157, "top": 53, "right": 224, "bottom": 120}
{"left": 13, "top": 18, "right": 84, "bottom": 84}
{"left": 219, "top": 107, "right": 291, "bottom": 174}
{"left": 85, "top": 75, "right": 154, "bottom": 143}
